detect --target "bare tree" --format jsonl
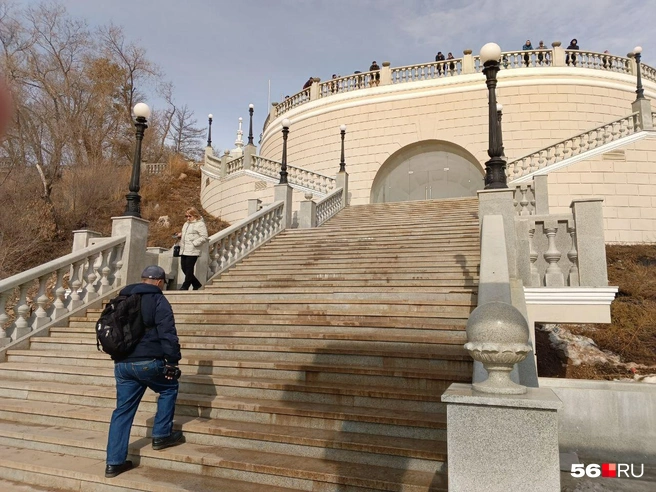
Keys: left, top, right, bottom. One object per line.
{"left": 168, "top": 104, "right": 204, "bottom": 160}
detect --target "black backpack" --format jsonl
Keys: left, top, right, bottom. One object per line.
{"left": 95, "top": 293, "right": 146, "bottom": 358}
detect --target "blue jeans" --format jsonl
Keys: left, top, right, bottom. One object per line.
{"left": 106, "top": 359, "right": 179, "bottom": 465}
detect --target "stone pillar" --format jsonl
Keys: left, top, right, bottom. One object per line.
{"left": 220, "top": 150, "right": 230, "bottom": 177}
{"left": 461, "top": 49, "right": 474, "bottom": 74}
{"left": 299, "top": 193, "right": 317, "bottom": 228}
{"left": 533, "top": 175, "right": 550, "bottom": 215}
{"left": 243, "top": 143, "right": 256, "bottom": 170}
{"left": 204, "top": 146, "right": 213, "bottom": 159}
{"left": 478, "top": 189, "right": 517, "bottom": 278}
{"left": 274, "top": 183, "right": 293, "bottom": 228}
{"left": 380, "top": 62, "right": 392, "bottom": 85}
{"left": 247, "top": 198, "right": 262, "bottom": 215}
{"left": 336, "top": 170, "right": 349, "bottom": 207}
{"left": 111, "top": 216, "right": 150, "bottom": 286}
{"left": 571, "top": 198, "right": 608, "bottom": 287}
{"left": 442, "top": 383, "right": 562, "bottom": 492}
{"left": 551, "top": 41, "right": 565, "bottom": 67}
{"left": 310, "top": 78, "right": 321, "bottom": 100}
{"left": 632, "top": 98, "right": 653, "bottom": 130}
{"left": 196, "top": 241, "right": 210, "bottom": 284}
{"left": 72, "top": 230, "right": 103, "bottom": 253}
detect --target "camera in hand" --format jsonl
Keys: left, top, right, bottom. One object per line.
{"left": 164, "top": 364, "right": 182, "bottom": 380}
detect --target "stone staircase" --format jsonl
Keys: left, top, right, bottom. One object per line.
{"left": 0, "top": 197, "right": 480, "bottom": 491}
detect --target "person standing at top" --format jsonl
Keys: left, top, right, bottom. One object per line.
{"left": 566, "top": 38, "right": 579, "bottom": 66}
{"left": 435, "top": 51, "right": 445, "bottom": 74}
{"left": 522, "top": 40, "right": 533, "bottom": 67}
{"left": 369, "top": 61, "right": 380, "bottom": 86}
{"left": 105, "top": 265, "right": 183, "bottom": 478}
{"left": 537, "top": 40, "right": 549, "bottom": 65}
{"left": 302, "top": 76, "right": 313, "bottom": 89}
{"left": 447, "top": 52, "right": 456, "bottom": 73}
{"left": 174, "top": 207, "right": 208, "bottom": 291}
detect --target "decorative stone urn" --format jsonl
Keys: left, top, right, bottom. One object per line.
{"left": 465, "top": 302, "right": 532, "bottom": 394}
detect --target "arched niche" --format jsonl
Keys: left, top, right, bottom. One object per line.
{"left": 370, "top": 140, "right": 484, "bottom": 203}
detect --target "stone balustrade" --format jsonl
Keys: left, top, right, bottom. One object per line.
{"left": 513, "top": 182, "right": 536, "bottom": 216}
{"left": 268, "top": 47, "right": 654, "bottom": 124}
{"left": 207, "top": 200, "right": 285, "bottom": 278}
{"left": 144, "top": 163, "right": 167, "bottom": 175}
{"left": 506, "top": 112, "right": 641, "bottom": 181}
{"left": 251, "top": 156, "right": 336, "bottom": 195}
{"left": 391, "top": 59, "right": 462, "bottom": 83}
{"left": 0, "top": 236, "right": 126, "bottom": 345}
{"left": 315, "top": 187, "right": 344, "bottom": 226}
{"left": 205, "top": 152, "right": 222, "bottom": 169}
{"left": 226, "top": 156, "right": 245, "bottom": 176}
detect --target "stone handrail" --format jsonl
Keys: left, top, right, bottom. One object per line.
{"left": 391, "top": 59, "right": 462, "bottom": 83}
{"left": 315, "top": 187, "right": 344, "bottom": 226}
{"left": 506, "top": 112, "right": 640, "bottom": 180}
{"left": 266, "top": 48, "right": 653, "bottom": 127}
{"left": 207, "top": 200, "right": 285, "bottom": 278}
{"left": 0, "top": 236, "right": 126, "bottom": 344}
{"left": 251, "top": 155, "right": 336, "bottom": 194}
{"left": 319, "top": 70, "right": 379, "bottom": 97}
{"left": 226, "top": 156, "right": 244, "bottom": 176}
{"left": 205, "top": 152, "right": 222, "bottom": 169}
{"left": 274, "top": 88, "right": 311, "bottom": 118}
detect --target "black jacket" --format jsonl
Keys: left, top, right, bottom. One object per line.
{"left": 115, "top": 283, "right": 181, "bottom": 364}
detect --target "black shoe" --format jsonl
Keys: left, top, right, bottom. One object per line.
{"left": 152, "top": 430, "right": 184, "bottom": 450}
{"left": 105, "top": 460, "right": 133, "bottom": 478}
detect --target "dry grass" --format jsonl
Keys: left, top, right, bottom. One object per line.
{"left": 567, "top": 244, "right": 656, "bottom": 370}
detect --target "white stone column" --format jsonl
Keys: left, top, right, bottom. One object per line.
{"left": 533, "top": 175, "right": 550, "bottom": 215}
{"left": 310, "top": 78, "right": 320, "bottom": 100}
{"left": 632, "top": 98, "right": 653, "bottom": 130}
{"left": 72, "top": 230, "right": 103, "bottom": 253}
{"left": 551, "top": 41, "right": 565, "bottom": 67}
{"left": 478, "top": 188, "right": 517, "bottom": 278}
{"left": 336, "top": 170, "right": 349, "bottom": 207}
{"left": 274, "top": 183, "right": 293, "bottom": 228}
{"left": 111, "top": 216, "right": 150, "bottom": 286}
{"left": 380, "top": 62, "right": 392, "bottom": 85}
{"left": 299, "top": 193, "right": 317, "bottom": 228}
{"left": 461, "top": 49, "right": 474, "bottom": 74}
{"left": 570, "top": 198, "right": 608, "bottom": 287}
{"left": 243, "top": 143, "right": 256, "bottom": 170}
{"left": 247, "top": 199, "right": 262, "bottom": 215}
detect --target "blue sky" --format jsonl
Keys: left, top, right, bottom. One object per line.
{"left": 15, "top": 0, "right": 656, "bottom": 153}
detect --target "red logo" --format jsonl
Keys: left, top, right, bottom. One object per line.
{"left": 602, "top": 463, "right": 617, "bottom": 478}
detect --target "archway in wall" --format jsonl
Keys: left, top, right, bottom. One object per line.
{"left": 370, "top": 140, "right": 484, "bottom": 203}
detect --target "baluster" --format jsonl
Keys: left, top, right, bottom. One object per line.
{"left": 99, "top": 248, "right": 112, "bottom": 295}
{"left": 84, "top": 253, "right": 100, "bottom": 302}
{"left": 570, "top": 135, "right": 579, "bottom": 156}
{"left": 604, "top": 124, "right": 611, "bottom": 144}
{"left": 528, "top": 225, "right": 541, "bottom": 287}
{"left": 33, "top": 275, "right": 51, "bottom": 329}
{"left": 611, "top": 121, "right": 619, "bottom": 141}
{"left": 519, "top": 186, "right": 531, "bottom": 216}
{"left": 14, "top": 283, "right": 31, "bottom": 338}
{"left": 528, "top": 184, "right": 536, "bottom": 214}
{"left": 0, "top": 291, "right": 11, "bottom": 341}
{"left": 114, "top": 243, "right": 125, "bottom": 286}
{"left": 521, "top": 157, "right": 530, "bottom": 176}
{"left": 538, "top": 150, "right": 547, "bottom": 171}
{"left": 543, "top": 223, "right": 565, "bottom": 286}
{"left": 588, "top": 129, "right": 596, "bottom": 149}
{"left": 553, "top": 143, "right": 562, "bottom": 162}
{"left": 69, "top": 261, "right": 84, "bottom": 310}
{"left": 567, "top": 223, "right": 580, "bottom": 286}
{"left": 596, "top": 128, "right": 604, "bottom": 147}
{"left": 52, "top": 267, "right": 68, "bottom": 319}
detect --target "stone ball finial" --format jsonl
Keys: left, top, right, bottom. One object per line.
{"left": 382, "top": 61, "right": 391, "bottom": 67}
{"left": 304, "top": 192, "right": 313, "bottom": 201}
{"left": 463, "top": 49, "right": 473, "bottom": 55}
{"left": 552, "top": 41, "right": 561, "bottom": 48}
{"left": 465, "top": 302, "right": 531, "bottom": 395}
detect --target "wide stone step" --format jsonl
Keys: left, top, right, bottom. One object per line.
{"left": 204, "top": 280, "right": 477, "bottom": 289}
{"left": 243, "top": 249, "right": 479, "bottom": 259}
{"left": 0, "top": 384, "right": 447, "bottom": 439}
{"left": 0, "top": 445, "right": 299, "bottom": 492}
{"left": 216, "top": 273, "right": 479, "bottom": 283}
{"left": 0, "top": 423, "right": 447, "bottom": 491}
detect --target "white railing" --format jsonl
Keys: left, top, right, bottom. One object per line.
{"left": 391, "top": 59, "right": 461, "bottom": 83}
{"left": 643, "top": 63, "right": 656, "bottom": 84}
{"left": 226, "top": 156, "right": 244, "bottom": 176}
{"left": 513, "top": 182, "right": 536, "bottom": 216}
{"left": 207, "top": 200, "right": 285, "bottom": 278}
{"left": 251, "top": 156, "right": 336, "bottom": 194}
{"left": 205, "top": 152, "right": 222, "bottom": 169}
{"left": 274, "top": 88, "right": 311, "bottom": 118}
{"left": 506, "top": 113, "right": 641, "bottom": 180}
{"left": 565, "top": 50, "right": 631, "bottom": 73}
{"left": 315, "top": 187, "right": 344, "bottom": 226}
{"left": 0, "top": 236, "right": 126, "bottom": 344}
{"left": 319, "top": 70, "right": 379, "bottom": 97}
{"left": 145, "top": 163, "right": 167, "bottom": 175}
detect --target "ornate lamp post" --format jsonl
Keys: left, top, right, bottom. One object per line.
{"left": 480, "top": 42, "right": 507, "bottom": 189}
{"left": 207, "top": 114, "right": 213, "bottom": 147}
{"left": 339, "top": 124, "right": 346, "bottom": 172}
{"left": 279, "top": 118, "right": 290, "bottom": 184}
{"left": 633, "top": 46, "right": 645, "bottom": 100}
{"left": 124, "top": 103, "right": 150, "bottom": 217}
{"left": 247, "top": 103, "right": 255, "bottom": 145}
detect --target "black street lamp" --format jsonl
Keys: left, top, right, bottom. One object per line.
{"left": 633, "top": 46, "right": 645, "bottom": 100}
{"left": 124, "top": 103, "right": 150, "bottom": 217}
{"left": 480, "top": 42, "right": 507, "bottom": 189}
{"left": 339, "top": 124, "right": 346, "bottom": 172}
{"left": 248, "top": 103, "right": 255, "bottom": 145}
{"left": 496, "top": 103, "right": 505, "bottom": 158}
{"left": 207, "top": 114, "right": 213, "bottom": 147}
{"left": 280, "top": 118, "right": 290, "bottom": 184}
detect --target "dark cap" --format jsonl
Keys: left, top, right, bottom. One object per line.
{"left": 141, "top": 265, "right": 166, "bottom": 280}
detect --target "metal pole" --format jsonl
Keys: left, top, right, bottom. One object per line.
{"left": 635, "top": 51, "right": 645, "bottom": 100}
{"left": 207, "top": 115, "right": 213, "bottom": 147}
{"left": 280, "top": 123, "right": 289, "bottom": 184}
{"left": 483, "top": 59, "right": 507, "bottom": 189}
{"left": 124, "top": 115, "right": 148, "bottom": 217}
{"left": 339, "top": 126, "right": 346, "bottom": 172}
{"left": 248, "top": 104, "right": 255, "bottom": 145}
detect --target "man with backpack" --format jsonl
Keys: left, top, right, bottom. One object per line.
{"left": 104, "top": 265, "right": 183, "bottom": 478}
